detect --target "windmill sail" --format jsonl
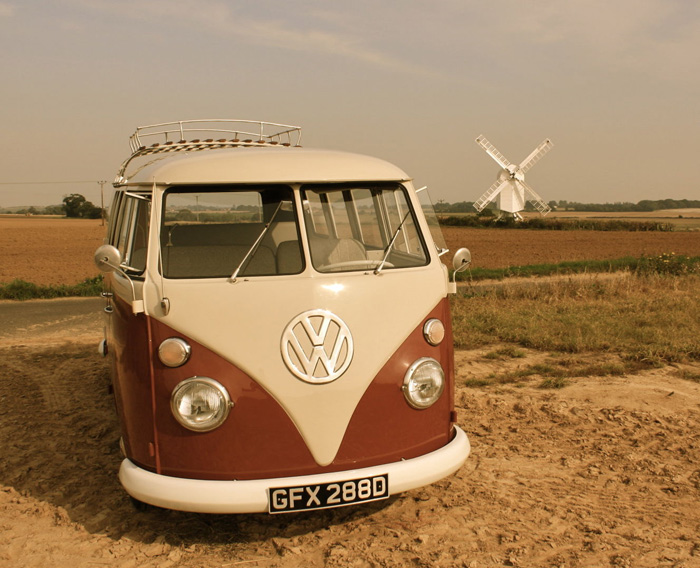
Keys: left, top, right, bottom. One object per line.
{"left": 519, "top": 139, "right": 553, "bottom": 174}
{"left": 473, "top": 178, "right": 510, "bottom": 212}
{"left": 518, "top": 179, "right": 552, "bottom": 215}
{"left": 475, "top": 135, "right": 512, "bottom": 170}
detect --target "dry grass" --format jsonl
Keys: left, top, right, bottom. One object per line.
{"left": 452, "top": 273, "right": 700, "bottom": 373}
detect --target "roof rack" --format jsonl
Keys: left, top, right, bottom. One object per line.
{"left": 115, "top": 119, "right": 302, "bottom": 184}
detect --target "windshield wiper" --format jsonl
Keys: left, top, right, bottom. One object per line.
{"left": 374, "top": 211, "right": 411, "bottom": 275}
{"left": 229, "top": 201, "right": 285, "bottom": 283}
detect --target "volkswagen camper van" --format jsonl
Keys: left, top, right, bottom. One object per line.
{"left": 95, "top": 120, "right": 471, "bottom": 513}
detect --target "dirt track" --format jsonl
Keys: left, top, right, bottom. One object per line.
{"left": 2, "top": 302, "right": 700, "bottom": 567}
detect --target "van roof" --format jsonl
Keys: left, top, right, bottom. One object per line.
{"left": 117, "top": 147, "right": 411, "bottom": 187}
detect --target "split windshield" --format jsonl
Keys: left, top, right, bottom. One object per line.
{"left": 160, "top": 183, "right": 428, "bottom": 279}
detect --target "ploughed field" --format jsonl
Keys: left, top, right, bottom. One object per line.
{"left": 441, "top": 226, "right": 700, "bottom": 269}
{"left": 0, "top": 217, "right": 105, "bottom": 286}
{"left": 1, "top": 216, "right": 700, "bottom": 286}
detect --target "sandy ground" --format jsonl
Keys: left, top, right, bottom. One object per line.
{"left": 2, "top": 301, "right": 700, "bottom": 567}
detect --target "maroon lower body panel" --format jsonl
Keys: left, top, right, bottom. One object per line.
{"left": 119, "top": 299, "right": 454, "bottom": 480}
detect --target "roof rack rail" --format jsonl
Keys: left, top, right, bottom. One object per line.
{"left": 115, "top": 119, "right": 302, "bottom": 185}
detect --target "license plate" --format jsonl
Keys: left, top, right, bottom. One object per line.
{"left": 268, "top": 474, "right": 389, "bottom": 514}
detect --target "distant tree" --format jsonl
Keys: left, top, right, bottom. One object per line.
{"left": 176, "top": 209, "right": 196, "bottom": 221}
{"left": 44, "top": 205, "right": 64, "bottom": 216}
{"left": 79, "top": 200, "right": 103, "bottom": 219}
{"left": 433, "top": 199, "right": 450, "bottom": 213}
{"left": 62, "top": 193, "right": 102, "bottom": 219}
{"left": 63, "top": 194, "right": 87, "bottom": 217}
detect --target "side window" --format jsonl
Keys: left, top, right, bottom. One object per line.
{"left": 107, "top": 192, "right": 123, "bottom": 246}
{"left": 111, "top": 193, "right": 150, "bottom": 274}
{"left": 127, "top": 199, "right": 150, "bottom": 271}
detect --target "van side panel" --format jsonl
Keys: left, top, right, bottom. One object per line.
{"left": 109, "top": 293, "right": 157, "bottom": 472}
{"left": 147, "top": 298, "right": 454, "bottom": 480}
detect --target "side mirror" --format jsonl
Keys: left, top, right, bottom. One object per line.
{"left": 452, "top": 248, "right": 472, "bottom": 273}
{"left": 94, "top": 244, "right": 122, "bottom": 273}
{"left": 93, "top": 244, "right": 145, "bottom": 315}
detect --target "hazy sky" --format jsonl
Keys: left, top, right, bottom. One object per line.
{"left": 1, "top": 0, "right": 698, "bottom": 208}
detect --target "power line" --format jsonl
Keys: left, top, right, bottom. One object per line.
{"left": 0, "top": 180, "right": 102, "bottom": 185}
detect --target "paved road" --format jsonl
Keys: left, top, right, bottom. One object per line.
{"left": 0, "top": 297, "right": 104, "bottom": 343}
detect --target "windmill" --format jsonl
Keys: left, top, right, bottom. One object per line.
{"left": 473, "top": 135, "right": 553, "bottom": 220}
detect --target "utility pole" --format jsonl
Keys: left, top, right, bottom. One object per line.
{"left": 98, "top": 180, "right": 107, "bottom": 226}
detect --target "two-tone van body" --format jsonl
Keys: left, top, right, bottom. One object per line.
{"left": 95, "top": 120, "right": 471, "bottom": 513}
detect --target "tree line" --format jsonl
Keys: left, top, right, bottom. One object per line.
{"left": 0, "top": 194, "right": 103, "bottom": 218}
{"left": 434, "top": 198, "right": 700, "bottom": 214}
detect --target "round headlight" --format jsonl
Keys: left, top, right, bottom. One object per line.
{"left": 423, "top": 318, "right": 445, "bottom": 346}
{"left": 158, "top": 337, "right": 191, "bottom": 368}
{"left": 171, "top": 377, "right": 232, "bottom": 432}
{"left": 402, "top": 358, "right": 445, "bottom": 409}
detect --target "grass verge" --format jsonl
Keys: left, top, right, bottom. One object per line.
{"left": 455, "top": 253, "right": 700, "bottom": 281}
{"left": 452, "top": 272, "right": 700, "bottom": 385}
{"left": 0, "top": 276, "right": 103, "bottom": 300}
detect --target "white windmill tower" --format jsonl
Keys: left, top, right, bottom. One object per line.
{"left": 473, "top": 135, "right": 553, "bottom": 220}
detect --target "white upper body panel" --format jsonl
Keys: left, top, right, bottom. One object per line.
{"left": 122, "top": 147, "right": 411, "bottom": 186}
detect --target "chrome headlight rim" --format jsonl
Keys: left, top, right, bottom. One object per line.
{"left": 158, "top": 337, "right": 192, "bottom": 368}
{"left": 402, "top": 357, "right": 445, "bottom": 410}
{"left": 423, "top": 318, "right": 445, "bottom": 346}
{"left": 170, "top": 376, "right": 232, "bottom": 432}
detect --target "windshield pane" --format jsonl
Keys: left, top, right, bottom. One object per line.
{"left": 161, "top": 186, "right": 303, "bottom": 278}
{"left": 302, "top": 184, "right": 428, "bottom": 273}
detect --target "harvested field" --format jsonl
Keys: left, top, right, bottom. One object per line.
{"left": 2, "top": 217, "right": 700, "bottom": 287}
{"left": 536, "top": 208, "right": 700, "bottom": 230}
{"left": 0, "top": 217, "right": 105, "bottom": 286}
{"left": 442, "top": 227, "right": 700, "bottom": 269}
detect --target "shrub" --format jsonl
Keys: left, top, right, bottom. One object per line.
{"left": 0, "top": 276, "right": 103, "bottom": 300}
{"left": 635, "top": 253, "right": 700, "bottom": 276}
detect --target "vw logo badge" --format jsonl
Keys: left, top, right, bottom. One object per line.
{"left": 281, "top": 309, "right": 354, "bottom": 384}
